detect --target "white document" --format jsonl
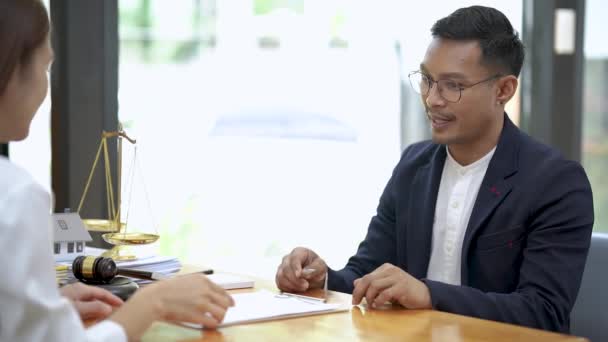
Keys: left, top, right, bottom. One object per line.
{"left": 185, "top": 289, "right": 349, "bottom": 328}
{"left": 207, "top": 273, "right": 254, "bottom": 290}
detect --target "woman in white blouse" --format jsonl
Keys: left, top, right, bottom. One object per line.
{"left": 0, "top": 1, "right": 233, "bottom": 341}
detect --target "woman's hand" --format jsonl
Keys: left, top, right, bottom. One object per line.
{"left": 60, "top": 282, "right": 124, "bottom": 321}
{"left": 151, "top": 273, "right": 235, "bottom": 327}
{"left": 109, "top": 273, "right": 234, "bottom": 341}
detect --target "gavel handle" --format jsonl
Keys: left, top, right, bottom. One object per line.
{"left": 117, "top": 268, "right": 168, "bottom": 281}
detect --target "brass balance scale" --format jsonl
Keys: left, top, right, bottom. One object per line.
{"left": 78, "top": 127, "right": 159, "bottom": 260}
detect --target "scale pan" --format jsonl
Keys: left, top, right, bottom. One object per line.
{"left": 102, "top": 232, "right": 159, "bottom": 245}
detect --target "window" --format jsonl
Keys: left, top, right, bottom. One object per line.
{"left": 67, "top": 242, "right": 74, "bottom": 253}
{"left": 118, "top": 1, "right": 522, "bottom": 278}
{"left": 54, "top": 243, "right": 60, "bottom": 254}
{"left": 583, "top": 0, "right": 608, "bottom": 232}
{"left": 119, "top": 0, "right": 401, "bottom": 278}
{"left": 76, "top": 242, "right": 84, "bottom": 253}
{"left": 58, "top": 219, "right": 68, "bottom": 230}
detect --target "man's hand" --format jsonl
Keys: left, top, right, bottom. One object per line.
{"left": 275, "top": 247, "right": 327, "bottom": 292}
{"left": 352, "top": 263, "right": 432, "bottom": 309}
{"left": 60, "top": 282, "right": 124, "bottom": 321}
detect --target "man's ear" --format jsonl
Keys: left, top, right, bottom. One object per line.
{"left": 496, "top": 75, "right": 518, "bottom": 105}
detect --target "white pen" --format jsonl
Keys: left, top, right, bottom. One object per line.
{"left": 278, "top": 292, "right": 327, "bottom": 303}
{"left": 302, "top": 268, "right": 316, "bottom": 276}
{"left": 302, "top": 267, "right": 329, "bottom": 300}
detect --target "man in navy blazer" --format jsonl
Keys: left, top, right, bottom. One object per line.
{"left": 275, "top": 6, "right": 594, "bottom": 333}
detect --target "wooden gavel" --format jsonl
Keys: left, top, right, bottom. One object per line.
{"left": 72, "top": 256, "right": 166, "bottom": 284}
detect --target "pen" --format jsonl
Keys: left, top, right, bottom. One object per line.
{"left": 117, "top": 268, "right": 168, "bottom": 281}
{"left": 302, "top": 267, "right": 329, "bottom": 301}
{"left": 302, "top": 268, "right": 316, "bottom": 276}
{"left": 279, "top": 292, "right": 327, "bottom": 303}
{"left": 202, "top": 269, "right": 214, "bottom": 275}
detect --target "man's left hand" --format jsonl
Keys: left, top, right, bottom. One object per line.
{"left": 352, "top": 263, "right": 432, "bottom": 309}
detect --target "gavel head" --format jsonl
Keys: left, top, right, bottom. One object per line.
{"left": 72, "top": 256, "right": 118, "bottom": 284}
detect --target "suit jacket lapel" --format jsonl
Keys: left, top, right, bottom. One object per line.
{"left": 460, "top": 115, "right": 520, "bottom": 283}
{"left": 407, "top": 146, "right": 446, "bottom": 279}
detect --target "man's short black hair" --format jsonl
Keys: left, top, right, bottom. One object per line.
{"left": 431, "top": 6, "right": 525, "bottom": 77}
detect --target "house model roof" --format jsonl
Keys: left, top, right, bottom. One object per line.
{"left": 52, "top": 213, "right": 93, "bottom": 242}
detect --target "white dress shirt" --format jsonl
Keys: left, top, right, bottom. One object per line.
{"left": 426, "top": 146, "right": 496, "bottom": 285}
{"left": 0, "top": 156, "right": 126, "bottom": 342}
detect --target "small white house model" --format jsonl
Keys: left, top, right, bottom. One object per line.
{"left": 52, "top": 213, "right": 92, "bottom": 262}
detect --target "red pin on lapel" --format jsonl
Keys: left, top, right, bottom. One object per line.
{"left": 490, "top": 186, "right": 501, "bottom": 196}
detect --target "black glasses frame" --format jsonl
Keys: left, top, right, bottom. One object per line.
{"left": 408, "top": 71, "right": 502, "bottom": 103}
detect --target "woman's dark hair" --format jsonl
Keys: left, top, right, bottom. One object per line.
{"left": 0, "top": 0, "right": 50, "bottom": 95}
{"left": 431, "top": 6, "right": 525, "bottom": 77}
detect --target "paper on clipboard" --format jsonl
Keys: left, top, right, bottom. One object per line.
{"left": 185, "top": 289, "right": 349, "bottom": 328}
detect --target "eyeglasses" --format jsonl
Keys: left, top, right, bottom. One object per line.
{"left": 408, "top": 71, "right": 502, "bottom": 103}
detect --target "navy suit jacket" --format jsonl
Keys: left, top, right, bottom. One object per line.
{"left": 328, "top": 115, "right": 594, "bottom": 333}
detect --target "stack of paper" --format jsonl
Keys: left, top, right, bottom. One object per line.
{"left": 55, "top": 264, "right": 71, "bottom": 286}
{"left": 116, "top": 255, "right": 182, "bottom": 284}
{"left": 54, "top": 247, "right": 182, "bottom": 285}
{"left": 82, "top": 246, "right": 182, "bottom": 284}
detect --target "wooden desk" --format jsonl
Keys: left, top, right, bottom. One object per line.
{"left": 141, "top": 277, "right": 586, "bottom": 342}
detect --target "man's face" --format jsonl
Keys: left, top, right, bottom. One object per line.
{"left": 420, "top": 38, "right": 501, "bottom": 147}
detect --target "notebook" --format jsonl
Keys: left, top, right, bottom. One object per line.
{"left": 184, "top": 289, "right": 349, "bottom": 328}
